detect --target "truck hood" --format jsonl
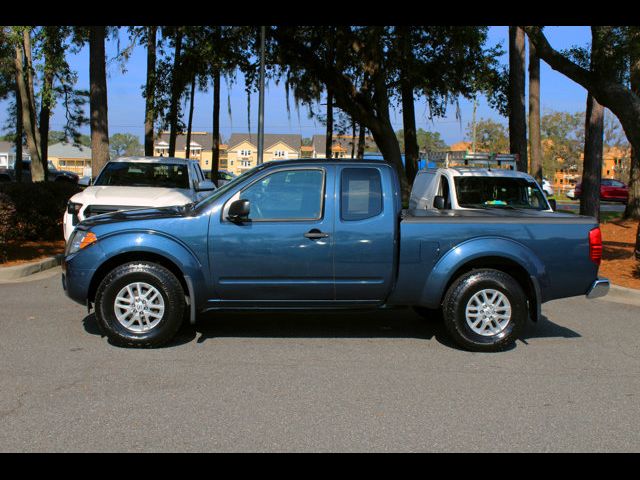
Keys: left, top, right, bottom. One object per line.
{"left": 77, "top": 204, "right": 192, "bottom": 230}
{"left": 71, "top": 186, "right": 193, "bottom": 207}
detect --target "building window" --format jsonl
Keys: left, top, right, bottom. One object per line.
{"left": 240, "top": 149, "right": 252, "bottom": 157}
{"left": 274, "top": 150, "right": 287, "bottom": 158}
{"left": 241, "top": 159, "right": 251, "bottom": 167}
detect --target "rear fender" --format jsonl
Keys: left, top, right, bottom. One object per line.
{"left": 419, "top": 236, "right": 547, "bottom": 310}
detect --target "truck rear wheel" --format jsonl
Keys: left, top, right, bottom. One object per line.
{"left": 442, "top": 269, "right": 527, "bottom": 352}
{"left": 95, "top": 262, "right": 186, "bottom": 348}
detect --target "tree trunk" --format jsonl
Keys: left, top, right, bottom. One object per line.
{"left": 144, "top": 26, "right": 157, "bottom": 157}
{"left": 39, "top": 63, "right": 53, "bottom": 180}
{"left": 357, "top": 124, "right": 365, "bottom": 158}
{"left": 212, "top": 68, "right": 220, "bottom": 180}
{"left": 624, "top": 27, "right": 640, "bottom": 219}
{"left": 325, "top": 89, "right": 333, "bottom": 158}
{"left": 509, "top": 26, "right": 528, "bottom": 172}
{"left": 168, "top": 29, "right": 183, "bottom": 158}
{"left": 14, "top": 36, "right": 43, "bottom": 182}
{"left": 89, "top": 26, "right": 110, "bottom": 177}
{"left": 185, "top": 74, "right": 196, "bottom": 159}
{"left": 524, "top": 26, "right": 640, "bottom": 172}
{"left": 14, "top": 84, "right": 23, "bottom": 182}
{"left": 529, "top": 38, "right": 543, "bottom": 184}
{"left": 398, "top": 25, "right": 419, "bottom": 184}
{"left": 351, "top": 120, "right": 356, "bottom": 159}
{"left": 580, "top": 93, "right": 604, "bottom": 220}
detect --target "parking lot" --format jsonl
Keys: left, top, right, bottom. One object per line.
{"left": 1, "top": 267, "right": 639, "bottom": 452}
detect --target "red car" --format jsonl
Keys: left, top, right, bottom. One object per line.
{"left": 574, "top": 179, "right": 629, "bottom": 203}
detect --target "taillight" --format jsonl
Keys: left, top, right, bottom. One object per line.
{"left": 589, "top": 227, "right": 602, "bottom": 265}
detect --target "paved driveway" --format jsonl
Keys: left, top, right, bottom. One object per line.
{"left": 0, "top": 268, "right": 639, "bottom": 452}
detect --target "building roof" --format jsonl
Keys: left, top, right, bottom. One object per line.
{"left": 155, "top": 132, "right": 223, "bottom": 151}
{"left": 0, "top": 141, "right": 13, "bottom": 153}
{"left": 227, "top": 133, "right": 301, "bottom": 151}
{"left": 48, "top": 142, "right": 92, "bottom": 159}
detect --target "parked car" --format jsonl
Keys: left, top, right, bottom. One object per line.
{"left": 63, "top": 156, "right": 216, "bottom": 241}
{"left": 62, "top": 159, "right": 608, "bottom": 352}
{"left": 0, "top": 160, "right": 79, "bottom": 183}
{"left": 410, "top": 166, "right": 553, "bottom": 212}
{"left": 574, "top": 179, "right": 629, "bottom": 203}
{"left": 566, "top": 188, "right": 576, "bottom": 200}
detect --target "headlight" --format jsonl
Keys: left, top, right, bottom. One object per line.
{"left": 67, "top": 201, "right": 83, "bottom": 215}
{"left": 66, "top": 230, "right": 97, "bottom": 255}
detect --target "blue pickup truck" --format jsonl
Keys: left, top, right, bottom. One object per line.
{"left": 62, "top": 160, "right": 609, "bottom": 351}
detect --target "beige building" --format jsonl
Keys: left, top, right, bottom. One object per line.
{"left": 225, "top": 133, "right": 302, "bottom": 176}
{"left": 48, "top": 142, "right": 92, "bottom": 176}
{"left": 153, "top": 132, "right": 227, "bottom": 173}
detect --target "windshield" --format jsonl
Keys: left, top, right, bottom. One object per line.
{"left": 94, "top": 162, "right": 189, "bottom": 188}
{"left": 454, "top": 176, "right": 549, "bottom": 210}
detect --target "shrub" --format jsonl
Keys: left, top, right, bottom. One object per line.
{"left": 0, "top": 182, "right": 82, "bottom": 243}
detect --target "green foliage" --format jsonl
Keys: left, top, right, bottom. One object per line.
{"left": 48, "top": 130, "right": 91, "bottom": 147}
{"left": 0, "top": 182, "right": 81, "bottom": 243}
{"left": 396, "top": 128, "right": 448, "bottom": 152}
{"left": 465, "top": 118, "right": 509, "bottom": 153}
{"left": 109, "top": 133, "right": 143, "bottom": 158}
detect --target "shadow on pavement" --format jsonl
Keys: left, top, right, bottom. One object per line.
{"left": 81, "top": 309, "right": 581, "bottom": 350}
{"left": 521, "top": 315, "right": 581, "bottom": 341}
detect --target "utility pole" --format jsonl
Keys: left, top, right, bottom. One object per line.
{"left": 257, "top": 26, "right": 266, "bottom": 165}
{"left": 471, "top": 97, "right": 478, "bottom": 153}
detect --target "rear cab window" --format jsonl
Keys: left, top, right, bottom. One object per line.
{"left": 340, "top": 168, "right": 383, "bottom": 221}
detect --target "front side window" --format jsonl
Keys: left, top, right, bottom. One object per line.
{"left": 340, "top": 168, "right": 383, "bottom": 221}
{"left": 454, "top": 176, "right": 548, "bottom": 210}
{"left": 94, "top": 162, "right": 189, "bottom": 189}
{"left": 240, "top": 169, "right": 324, "bottom": 221}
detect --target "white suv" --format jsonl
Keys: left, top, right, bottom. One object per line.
{"left": 64, "top": 156, "right": 216, "bottom": 241}
{"left": 410, "top": 167, "right": 552, "bottom": 212}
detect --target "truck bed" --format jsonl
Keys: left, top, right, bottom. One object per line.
{"left": 390, "top": 208, "right": 599, "bottom": 308}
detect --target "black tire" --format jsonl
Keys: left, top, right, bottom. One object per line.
{"left": 442, "top": 269, "right": 527, "bottom": 352}
{"left": 95, "top": 262, "right": 186, "bottom": 348}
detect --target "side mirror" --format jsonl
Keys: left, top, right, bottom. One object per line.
{"left": 434, "top": 195, "right": 446, "bottom": 210}
{"left": 548, "top": 198, "right": 557, "bottom": 211}
{"left": 196, "top": 180, "right": 216, "bottom": 191}
{"left": 227, "top": 199, "right": 250, "bottom": 223}
{"left": 78, "top": 176, "right": 91, "bottom": 187}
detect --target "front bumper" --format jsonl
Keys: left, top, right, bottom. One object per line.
{"left": 586, "top": 278, "right": 610, "bottom": 299}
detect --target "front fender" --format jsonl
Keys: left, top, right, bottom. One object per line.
{"left": 419, "top": 236, "right": 547, "bottom": 308}
{"left": 85, "top": 230, "right": 208, "bottom": 310}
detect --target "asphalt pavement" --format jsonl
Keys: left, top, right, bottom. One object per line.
{"left": 1, "top": 267, "right": 639, "bottom": 452}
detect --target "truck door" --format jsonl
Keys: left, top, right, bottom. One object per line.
{"left": 210, "top": 166, "right": 335, "bottom": 305}
{"left": 333, "top": 165, "right": 397, "bottom": 302}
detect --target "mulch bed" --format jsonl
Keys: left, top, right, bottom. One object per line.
{"left": 0, "top": 240, "right": 65, "bottom": 267}
{"left": 599, "top": 219, "right": 640, "bottom": 290}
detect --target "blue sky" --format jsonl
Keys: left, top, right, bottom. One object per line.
{"left": 0, "top": 26, "right": 593, "bottom": 146}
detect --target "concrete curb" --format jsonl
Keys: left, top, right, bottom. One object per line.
{"left": 600, "top": 284, "right": 640, "bottom": 307}
{"left": 0, "top": 254, "right": 63, "bottom": 281}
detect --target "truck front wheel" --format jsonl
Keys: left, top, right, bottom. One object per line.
{"left": 442, "top": 269, "right": 527, "bottom": 352}
{"left": 95, "top": 262, "right": 186, "bottom": 348}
